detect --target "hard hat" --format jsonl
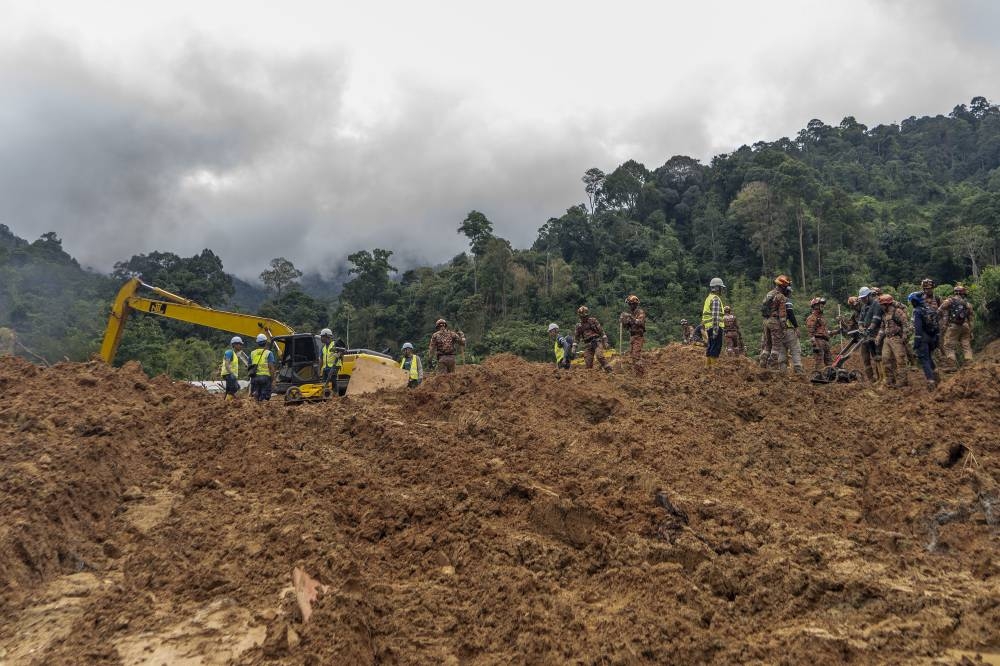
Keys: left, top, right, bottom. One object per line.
{"left": 255, "top": 333, "right": 267, "bottom": 344}
{"left": 954, "top": 283, "right": 967, "bottom": 294}
{"left": 774, "top": 275, "right": 790, "bottom": 287}
{"left": 709, "top": 277, "right": 726, "bottom": 288}
{"left": 435, "top": 318, "right": 447, "bottom": 328}
{"left": 547, "top": 322, "right": 559, "bottom": 332}
{"left": 907, "top": 291, "right": 923, "bottom": 306}
{"left": 626, "top": 294, "right": 640, "bottom": 305}
{"left": 921, "top": 278, "right": 935, "bottom": 288}
{"left": 320, "top": 328, "right": 333, "bottom": 337}
{"left": 577, "top": 305, "right": 589, "bottom": 317}
{"left": 401, "top": 342, "right": 414, "bottom": 350}
{"left": 847, "top": 296, "right": 858, "bottom": 306}
{"left": 809, "top": 297, "right": 826, "bottom": 308}
{"left": 878, "top": 293, "right": 894, "bottom": 305}
{"left": 872, "top": 287, "right": 882, "bottom": 295}
{"left": 230, "top": 336, "right": 243, "bottom": 345}
{"left": 858, "top": 287, "right": 872, "bottom": 298}
{"left": 680, "top": 318, "right": 688, "bottom": 325}
{"left": 723, "top": 305, "right": 732, "bottom": 313}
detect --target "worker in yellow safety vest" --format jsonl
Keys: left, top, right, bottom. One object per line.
{"left": 220, "top": 336, "right": 244, "bottom": 400}
{"left": 399, "top": 342, "right": 423, "bottom": 387}
{"left": 702, "top": 277, "right": 726, "bottom": 367}
{"left": 547, "top": 323, "right": 573, "bottom": 369}
{"left": 319, "top": 328, "right": 343, "bottom": 391}
{"left": 249, "top": 333, "right": 277, "bottom": 401}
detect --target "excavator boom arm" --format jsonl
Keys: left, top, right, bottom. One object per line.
{"left": 99, "top": 278, "right": 294, "bottom": 364}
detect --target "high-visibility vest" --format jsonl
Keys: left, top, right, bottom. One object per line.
{"left": 322, "top": 342, "right": 341, "bottom": 372}
{"left": 219, "top": 348, "right": 239, "bottom": 377}
{"left": 702, "top": 294, "right": 725, "bottom": 329}
{"left": 553, "top": 339, "right": 565, "bottom": 365}
{"left": 400, "top": 354, "right": 420, "bottom": 380}
{"left": 250, "top": 348, "right": 272, "bottom": 377}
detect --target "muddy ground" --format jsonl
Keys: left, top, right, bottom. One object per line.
{"left": 0, "top": 344, "right": 997, "bottom": 665}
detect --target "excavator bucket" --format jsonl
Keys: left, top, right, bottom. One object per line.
{"left": 344, "top": 355, "right": 409, "bottom": 396}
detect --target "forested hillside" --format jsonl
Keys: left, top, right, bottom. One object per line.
{"left": 2, "top": 97, "right": 999, "bottom": 378}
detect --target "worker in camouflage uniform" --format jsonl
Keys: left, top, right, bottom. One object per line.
{"left": 762, "top": 275, "right": 792, "bottom": 371}
{"left": 909, "top": 292, "right": 940, "bottom": 391}
{"left": 805, "top": 297, "right": 832, "bottom": 371}
{"left": 858, "top": 287, "right": 882, "bottom": 382}
{"left": 920, "top": 278, "right": 945, "bottom": 364}
{"left": 573, "top": 306, "right": 612, "bottom": 372}
{"left": 428, "top": 318, "right": 466, "bottom": 374}
{"left": 938, "top": 284, "right": 974, "bottom": 369}
{"left": 782, "top": 296, "right": 805, "bottom": 374}
{"left": 876, "top": 293, "right": 909, "bottom": 387}
{"left": 722, "top": 306, "right": 743, "bottom": 356}
{"left": 619, "top": 295, "right": 646, "bottom": 375}
{"left": 679, "top": 319, "right": 694, "bottom": 344}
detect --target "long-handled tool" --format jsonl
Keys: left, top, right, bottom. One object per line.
{"left": 811, "top": 329, "right": 865, "bottom": 384}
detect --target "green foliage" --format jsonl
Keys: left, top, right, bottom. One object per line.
{"left": 259, "top": 257, "right": 303, "bottom": 297}
{"left": 114, "top": 249, "right": 234, "bottom": 306}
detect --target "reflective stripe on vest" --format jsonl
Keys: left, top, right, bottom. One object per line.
{"left": 220, "top": 349, "right": 238, "bottom": 377}
{"left": 554, "top": 340, "right": 565, "bottom": 364}
{"left": 702, "top": 294, "right": 725, "bottom": 329}
{"left": 400, "top": 355, "right": 420, "bottom": 380}
{"left": 250, "top": 348, "right": 272, "bottom": 377}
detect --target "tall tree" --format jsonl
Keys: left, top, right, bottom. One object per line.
{"left": 581, "top": 168, "right": 606, "bottom": 214}
{"left": 260, "top": 257, "right": 303, "bottom": 297}
{"left": 458, "top": 210, "right": 494, "bottom": 294}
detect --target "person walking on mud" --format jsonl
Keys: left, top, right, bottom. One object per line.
{"left": 909, "top": 291, "right": 940, "bottom": 391}
{"left": 573, "top": 306, "right": 612, "bottom": 372}
{"left": 938, "top": 284, "right": 974, "bottom": 370}
{"left": 806, "top": 298, "right": 832, "bottom": 372}
{"left": 620, "top": 295, "right": 646, "bottom": 375}
{"left": 547, "top": 323, "right": 573, "bottom": 369}
{"left": 428, "top": 319, "right": 466, "bottom": 374}
{"left": 702, "top": 278, "right": 726, "bottom": 368}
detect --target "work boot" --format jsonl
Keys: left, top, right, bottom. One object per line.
{"left": 793, "top": 365, "right": 805, "bottom": 376}
{"left": 926, "top": 379, "right": 936, "bottom": 392}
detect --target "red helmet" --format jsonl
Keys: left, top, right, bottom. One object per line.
{"left": 774, "top": 274, "right": 791, "bottom": 287}
{"left": 847, "top": 296, "right": 858, "bottom": 306}
{"left": 878, "top": 294, "right": 894, "bottom": 305}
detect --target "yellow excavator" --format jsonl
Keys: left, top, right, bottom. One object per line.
{"left": 99, "top": 278, "right": 407, "bottom": 401}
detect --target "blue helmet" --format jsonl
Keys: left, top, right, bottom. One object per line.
{"left": 907, "top": 291, "right": 923, "bottom": 306}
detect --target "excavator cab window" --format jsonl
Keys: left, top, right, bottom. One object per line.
{"left": 274, "top": 334, "right": 321, "bottom": 384}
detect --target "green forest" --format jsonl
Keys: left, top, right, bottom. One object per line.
{"left": 2, "top": 96, "right": 1000, "bottom": 378}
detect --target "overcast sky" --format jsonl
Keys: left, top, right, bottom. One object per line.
{"left": 2, "top": 1, "right": 999, "bottom": 279}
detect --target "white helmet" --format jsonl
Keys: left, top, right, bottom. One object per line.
{"left": 255, "top": 333, "right": 267, "bottom": 344}
{"left": 709, "top": 277, "right": 726, "bottom": 288}
{"left": 230, "top": 336, "right": 243, "bottom": 345}
{"left": 401, "top": 342, "right": 414, "bottom": 350}
{"left": 547, "top": 323, "right": 559, "bottom": 332}
{"left": 858, "top": 287, "right": 872, "bottom": 298}
{"left": 320, "top": 328, "right": 333, "bottom": 337}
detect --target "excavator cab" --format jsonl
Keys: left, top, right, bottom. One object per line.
{"left": 271, "top": 333, "right": 331, "bottom": 403}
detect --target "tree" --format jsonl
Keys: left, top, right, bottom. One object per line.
{"left": 260, "top": 257, "right": 302, "bottom": 297}
{"left": 582, "top": 168, "right": 606, "bottom": 214}
{"left": 114, "top": 249, "right": 234, "bottom": 306}
{"left": 950, "top": 224, "right": 992, "bottom": 279}
{"left": 458, "top": 211, "right": 494, "bottom": 294}
{"left": 342, "top": 249, "right": 398, "bottom": 307}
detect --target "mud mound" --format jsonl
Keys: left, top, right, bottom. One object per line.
{"left": 1, "top": 348, "right": 998, "bottom": 664}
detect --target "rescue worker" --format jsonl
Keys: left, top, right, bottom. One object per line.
{"left": 841, "top": 296, "right": 861, "bottom": 334}
{"left": 909, "top": 291, "right": 940, "bottom": 391}
{"left": 680, "top": 319, "right": 695, "bottom": 344}
{"left": 805, "top": 298, "right": 832, "bottom": 371}
{"left": 876, "top": 293, "right": 909, "bottom": 387}
{"left": 722, "top": 306, "right": 743, "bottom": 356}
{"left": 703, "top": 277, "right": 726, "bottom": 367}
{"left": 619, "top": 295, "right": 646, "bottom": 375}
{"left": 762, "top": 275, "right": 792, "bottom": 371}
{"left": 938, "top": 284, "right": 974, "bottom": 370}
{"left": 319, "top": 328, "right": 343, "bottom": 389}
{"left": 220, "top": 336, "right": 244, "bottom": 400}
{"left": 428, "top": 319, "right": 466, "bottom": 374}
{"left": 249, "top": 333, "right": 277, "bottom": 401}
{"left": 782, "top": 296, "right": 805, "bottom": 374}
{"left": 399, "top": 342, "right": 423, "bottom": 387}
{"left": 547, "top": 323, "right": 573, "bottom": 369}
{"left": 920, "top": 277, "right": 945, "bottom": 364}
{"left": 858, "top": 287, "right": 882, "bottom": 382}
{"left": 573, "top": 306, "right": 612, "bottom": 372}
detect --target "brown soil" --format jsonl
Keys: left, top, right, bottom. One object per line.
{"left": 0, "top": 347, "right": 998, "bottom": 665}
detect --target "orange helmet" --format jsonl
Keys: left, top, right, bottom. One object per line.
{"left": 774, "top": 274, "right": 791, "bottom": 287}
{"left": 878, "top": 293, "right": 894, "bottom": 305}
{"left": 847, "top": 296, "right": 858, "bottom": 306}
{"left": 577, "top": 305, "right": 589, "bottom": 317}
{"left": 810, "top": 297, "right": 827, "bottom": 308}
{"left": 435, "top": 318, "right": 447, "bottom": 328}
{"left": 626, "top": 294, "right": 639, "bottom": 305}
{"left": 954, "top": 284, "right": 967, "bottom": 295}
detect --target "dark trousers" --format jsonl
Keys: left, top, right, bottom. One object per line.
{"left": 223, "top": 374, "right": 240, "bottom": 396}
{"left": 251, "top": 375, "right": 272, "bottom": 401}
{"left": 706, "top": 328, "right": 723, "bottom": 358}
{"left": 915, "top": 339, "right": 937, "bottom": 381}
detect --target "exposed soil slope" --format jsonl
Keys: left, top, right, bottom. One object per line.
{"left": 0, "top": 346, "right": 997, "bottom": 665}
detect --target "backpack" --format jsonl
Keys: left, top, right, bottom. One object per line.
{"left": 760, "top": 292, "right": 775, "bottom": 318}
{"left": 949, "top": 298, "right": 969, "bottom": 324}
{"left": 921, "top": 307, "right": 940, "bottom": 336}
